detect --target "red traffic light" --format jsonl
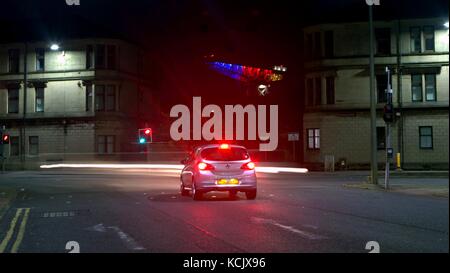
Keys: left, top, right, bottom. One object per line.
{"left": 138, "top": 128, "right": 153, "bottom": 144}
{"left": 2, "top": 134, "right": 10, "bottom": 144}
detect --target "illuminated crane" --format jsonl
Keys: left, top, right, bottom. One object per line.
{"left": 205, "top": 55, "right": 287, "bottom": 96}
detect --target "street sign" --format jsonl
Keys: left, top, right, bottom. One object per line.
{"left": 387, "top": 148, "right": 394, "bottom": 158}
{"left": 288, "top": 133, "right": 299, "bottom": 141}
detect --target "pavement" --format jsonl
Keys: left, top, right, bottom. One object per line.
{"left": 0, "top": 167, "right": 448, "bottom": 253}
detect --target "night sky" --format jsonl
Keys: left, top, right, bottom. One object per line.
{"left": 0, "top": 0, "right": 448, "bottom": 142}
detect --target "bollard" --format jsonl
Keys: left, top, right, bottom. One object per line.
{"left": 396, "top": 153, "right": 401, "bottom": 169}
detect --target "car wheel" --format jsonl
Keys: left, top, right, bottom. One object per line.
{"left": 245, "top": 189, "right": 257, "bottom": 200}
{"left": 229, "top": 190, "right": 238, "bottom": 199}
{"left": 192, "top": 181, "right": 202, "bottom": 201}
{"left": 180, "top": 182, "right": 189, "bottom": 196}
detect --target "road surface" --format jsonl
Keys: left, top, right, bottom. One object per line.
{"left": 0, "top": 168, "right": 448, "bottom": 253}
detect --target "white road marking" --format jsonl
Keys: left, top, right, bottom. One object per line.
{"left": 108, "top": 226, "right": 145, "bottom": 251}
{"left": 251, "top": 217, "right": 327, "bottom": 240}
{"left": 86, "top": 223, "right": 146, "bottom": 251}
{"left": 88, "top": 223, "right": 106, "bottom": 232}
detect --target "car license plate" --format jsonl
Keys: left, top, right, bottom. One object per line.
{"left": 216, "top": 178, "right": 239, "bottom": 185}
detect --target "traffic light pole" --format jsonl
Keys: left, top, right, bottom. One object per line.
{"left": 384, "top": 67, "right": 393, "bottom": 190}
{"left": 369, "top": 5, "right": 378, "bottom": 184}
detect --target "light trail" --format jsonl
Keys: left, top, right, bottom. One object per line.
{"left": 40, "top": 163, "right": 308, "bottom": 174}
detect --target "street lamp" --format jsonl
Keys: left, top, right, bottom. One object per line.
{"left": 50, "top": 44, "right": 60, "bottom": 51}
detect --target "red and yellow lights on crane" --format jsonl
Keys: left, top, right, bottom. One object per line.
{"left": 205, "top": 57, "right": 287, "bottom": 96}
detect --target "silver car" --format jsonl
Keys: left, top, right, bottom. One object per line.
{"left": 180, "top": 144, "right": 257, "bottom": 200}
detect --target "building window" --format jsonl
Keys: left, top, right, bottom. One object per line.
{"left": 410, "top": 27, "right": 421, "bottom": 53}
{"left": 29, "top": 136, "right": 39, "bottom": 156}
{"left": 95, "top": 85, "right": 105, "bottom": 111}
{"left": 305, "top": 33, "right": 313, "bottom": 60}
{"left": 107, "top": 45, "right": 116, "bottom": 69}
{"left": 325, "top": 76, "right": 335, "bottom": 105}
{"left": 10, "top": 136, "right": 20, "bottom": 156}
{"left": 424, "top": 74, "right": 436, "bottom": 101}
{"left": 419, "top": 126, "right": 433, "bottom": 149}
{"left": 376, "top": 127, "right": 386, "bottom": 150}
{"left": 324, "top": 30, "right": 334, "bottom": 58}
{"left": 313, "top": 32, "right": 322, "bottom": 59}
{"left": 8, "top": 88, "right": 19, "bottom": 114}
{"left": 314, "top": 77, "right": 322, "bottom": 106}
{"left": 376, "top": 75, "right": 388, "bottom": 103}
{"left": 35, "top": 87, "right": 44, "bottom": 112}
{"left": 8, "top": 49, "right": 20, "bottom": 73}
{"left": 305, "top": 78, "right": 314, "bottom": 107}
{"left": 86, "top": 85, "right": 93, "bottom": 111}
{"left": 35, "top": 48, "right": 45, "bottom": 71}
{"left": 86, "top": 45, "right": 94, "bottom": 69}
{"left": 95, "top": 44, "right": 106, "bottom": 68}
{"left": 375, "top": 28, "right": 391, "bottom": 55}
{"left": 423, "top": 26, "right": 435, "bottom": 52}
{"left": 95, "top": 84, "right": 116, "bottom": 112}
{"left": 307, "top": 128, "right": 320, "bottom": 150}
{"left": 411, "top": 74, "right": 423, "bottom": 102}
{"left": 105, "top": 85, "right": 116, "bottom": 111}
{"left": 97, "top": 135, "right": 115, "bottom": 154}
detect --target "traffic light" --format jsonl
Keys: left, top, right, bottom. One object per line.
{"left": 138, "top": 128, "right": 152, "bottom": 144}
{"left": 1, "top": 134, "right": 10, "bottom": 144}
{"left": 383, "top": 104, "right": 394, "bottom": 123}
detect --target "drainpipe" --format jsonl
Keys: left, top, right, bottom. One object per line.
{"left": 21, "top": 42, "right": 28, "bottom": 165}
{"left": 396, "top": 20, "right": 404, "bottom": 170}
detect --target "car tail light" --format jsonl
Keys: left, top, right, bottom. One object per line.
{"left": 198, "top": 162, "right": 215, "bottom": 171}
{"left": 241, "top": 161, "right": 255, "bottom": 170}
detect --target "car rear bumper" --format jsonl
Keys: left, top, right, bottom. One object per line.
{"left": 194, "top": 172, "right": 257, "bottom": 192}
{"left": 197, "top": 185, "right": 257, "bottom": 192}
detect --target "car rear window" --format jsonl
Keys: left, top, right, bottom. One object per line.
{"left": 200, "top": 147, "right": 250, "bottom": 161}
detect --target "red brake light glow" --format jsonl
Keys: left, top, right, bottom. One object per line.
{"left": 241, "top": 162, "right": 256, "bottom": 170}
{"left": 219, "top": 143, "right": 230, "bottom": 149}
{"left": 198, "top": 162, "right": 214, "bottom": 171}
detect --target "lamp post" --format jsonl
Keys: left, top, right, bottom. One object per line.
{"left": 20, "top": 43, "right": 60, "bottom": 164}
{"left": 50, "top": 44, "right": 67, "bottom": 161}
